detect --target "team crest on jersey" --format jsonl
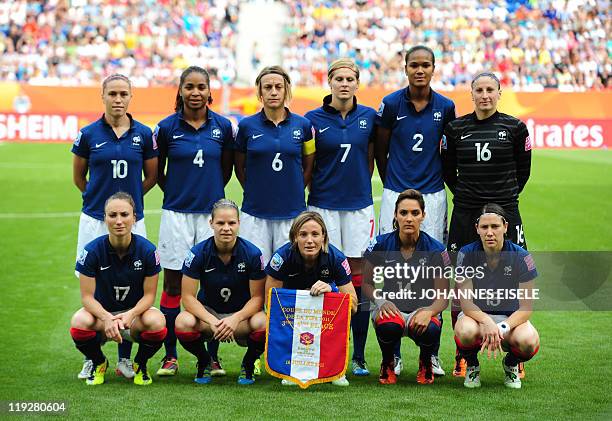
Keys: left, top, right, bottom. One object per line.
{"left": 419, "top": 257, "right": 428, "bottom": 266}
{"left": 292, "top": 128, "right": 302, "bottom": 140}
{"left": 376, "top": 102, "right": 385, "bottom": 117}
{"left": 74, "top": 130, "right": 83, "bottom": 146}
{"left": 77, "top": 249, "right": 88, "bottom": 265}
{"left": 184, "top": 250, "right": 195, "bottom": 268}
{"left": 433, "top": 110, "right": 442, "bottom": 122}
{"left": 270, "top": 253, "right": 284, "bottom": 271}
{"left": 132, "top": 135, "right": 141, "bottom": 146}
{"left": 133, "top": 260, "right": 143, "bottom": 270}
{"left": 359, "top": 118, "right": 368, "bottom": 129}
{"left": 237, "top": 262, "right": 246, "bottom": 272}
{"left": 498, "top": 130, "right": 508, "bottom": 141}
{"left": 212, "top": 127, "right": 222, "bottom": 139}
{"left": 504, "top": 265, "right": 512, "bottom": 276}
{"left": 320, "top": 267, "right": 330, "bottom": 277}
{"left": 341, "top": 259, "right": 351, "bottom": 276}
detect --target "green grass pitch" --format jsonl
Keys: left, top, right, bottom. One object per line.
{"left": 0, "top": 143, "right": 610, "bottom": 420}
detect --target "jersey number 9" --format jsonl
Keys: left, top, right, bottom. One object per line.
{"left": 220, "top": 287, "right": 232, "bottom": 302}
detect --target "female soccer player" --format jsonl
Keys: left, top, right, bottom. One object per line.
{"left": 305, "top": 58, "right": 377, "bottom": 376}
{"left": 453, "top": 204, "right": 539, "bottom": 389}
{"left": 72, "top": 74, "right": 158, "bottom": 380}
{"left": 362, "top": 189, "right": 450, "bottom": 385}
{"left": 442, "top": 72, "right": 532, "bottom": 376}
{"left": 154, "top": 66, "right": 235, "bottom": 377}
{"left": 234, "top": 65, "right": 315, "bottom": 264}
{"left": 69, "top": 192, "right": 166, "bottom": 386}
{"left": 174, "top": 199, "right": 267, "bottom": 385}
{"left": 264, "top": 211, "right": 358, "bottom": 386}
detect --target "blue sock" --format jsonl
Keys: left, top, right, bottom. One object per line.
{"left": 351, "top": 287, "right": 369, "bottom": 362}
{"left": 118, "top": 340, "right": 132, "bottom": 360}
{"left": 160, "top": 305, "right": 180, "bottom": 359}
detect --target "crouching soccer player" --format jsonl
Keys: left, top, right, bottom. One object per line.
{"left": 454, "top": 204, "right": 539, "bottom": 389}
{"left": 70, "top": 192, "right": 166, "bottom": 386}
{"left": 175, "top": 199, "right": 267, "bottom": 385}
{"left": 362, "top": 189, "right": 450, "bottom": 385}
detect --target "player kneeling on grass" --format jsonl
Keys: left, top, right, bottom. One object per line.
{"left": 175, "top": 199, "right": 267, "bottom": 385}
{"left": 362, "top": 189, "right": 450, "bottom": 385}
{"left": 70, "top": 192, "right": 166, "bottom": 386}
{"left": 454, "top": 204, "right": 539, "bottom": 389}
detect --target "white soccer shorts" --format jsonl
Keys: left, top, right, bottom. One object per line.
{"left": 158, "top": 209, "right": 213, "bottom": 270}
{"left": 240, "top": 212, "right": 292, "bottom": 265}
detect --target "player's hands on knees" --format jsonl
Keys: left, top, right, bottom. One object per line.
{"left": 377, "top": 301, "right": 401, "bottom": 320}
{"left": 103, "top": 317, "right": 123, "bottom": 343}
{"left": 310, "top": 280, "right": 332, "bottom": 296}
{"left": 409, "top": 309, "right": 433, "bottom": 336}
{"left": 213, "top": 316, "right": 239, "bottom": 342}
{"left": 479, "top": 319, "right": 503, "bottom": 359}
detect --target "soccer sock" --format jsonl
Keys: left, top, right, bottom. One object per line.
{"left": 351, "top": 285, "right": 369, "bottom": 362}
{"left": 70, "top": 328, "right": 105, "bottom": 365}
{"left": 242, "top": 330, "right": 266, "bottom": 373}
{"left": 451, "top": 308, "right": 461, "bottom": 361}
{"left": 160, "top": 291, "right": 181, "bottom": 359}
{"left": 134, "top": 328, "right": 167, "bottom": 365}
{"left": 506, "top": 344, "right": 540, "bottom": 366}
{"left": 375, "top": 318, "right": 404, "bottom": 364}
{"left": 454, "top": 335, "right": 481, "bottom": 367}
{"left": 118, "top": 339, "right": 133, "bottom": 360}
{"left": 207, "top": 340, "right": 220, "bottom": 361}
{"left": 410, "top": 318, "right": 441, "bottom": 362}
{"left": 176, "top": 330, "right": 211, "bottom": 366}
{"left": 431, "top": 315, "right": 442, "bottom": 357}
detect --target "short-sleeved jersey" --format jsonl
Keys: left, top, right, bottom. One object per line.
{"left": 265, "top": 242, "right": 351, "bottom": 290}
{"left": 235, "top": 109, "right": 313, "bottom": 219}
{"left": 75, "top": 234, "right": 161, "bottom": 312}
{"left": 182, "top": 237, "right": 265, "bottom": 314}
{"left": 457, "top": 240, "right": 537, "bottom": 315}
{"left": 305, "top": 95, "right": 376, "bottom": 210}
{"left": 155, "top": 109, "right": 235, "bottom": 213}
{"left": 442, "top": 111, "right": 532, "bottom": 209}
{"left": 71, "top": 114, "right": 157, "bottom": 221}
{"left": 363, "top": 230, "right": 450, "bottom": 312}
{"left": 376, "top": 88, "right": 455, "bottom": 194}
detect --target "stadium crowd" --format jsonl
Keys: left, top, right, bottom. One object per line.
{"left": 1, "top": 0, "right": 609, "bottom": 90}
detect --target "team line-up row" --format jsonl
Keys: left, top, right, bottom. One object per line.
{"left": 70, "top": 47, "right": 537, "bottom": 388}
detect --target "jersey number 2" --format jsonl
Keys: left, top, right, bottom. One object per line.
{"left": 412, "top": 134, "right": 423, "bottom": 152}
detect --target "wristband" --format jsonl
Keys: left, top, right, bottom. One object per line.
{"left": 497, "top": 321, "right": 510, "bottom": 336}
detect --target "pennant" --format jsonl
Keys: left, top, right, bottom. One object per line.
{"left": 265, "top": 288, "right": 352, "bottom": 388}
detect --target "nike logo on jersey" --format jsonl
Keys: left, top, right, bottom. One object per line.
{"left": 396, "top": 116, "right": 407, "bottom": 121}
{"left": 318, "top": 127, "right": 330, "bottom": 133}
{"left": 95, "top": 142, "right": 107, "bottom": 148}
{"left": 173, "top": 134, "right": 184, "bottom": 139}
{"left": 385, "top": 259, "right": 396, "bottom": 264}
{"left": 460, "top": 134, "right": 472, "bottom": 139}
{"left": 252, "top": 134, "right": 264, "bottom": 139}
{"left": 288, "top": 273, "right": 300, "bottom": 277}
{"left": 100, "top": 265, "right": 111, "bottom": 271}
{"left": 205, "top": 268, "right": 215, "bottom": 272}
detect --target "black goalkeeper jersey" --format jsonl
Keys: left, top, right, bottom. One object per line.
{"left": 442, "top": 111, "right": 531, "bottom": 209}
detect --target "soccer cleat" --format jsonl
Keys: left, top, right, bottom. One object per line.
{"left": 210, "top": 359, "right": 226, "bottom": 377}
{"left": 115, "top": 358, "right": 135, "bottom": 379}
{"left": 194, "top": 361, "right": 212, "bottom": 384}
{"left": 331, "top": 375, "right": 349, "bottom": 386}
{"left": 503, "top": 357, "right": 521, "bottom": 389}
{"left": 464, "top": 365, "right": 481, "bottom": 388}
{"left": 393, "top": 356, "right": 403, "bottom": 376}
{"left": 518, "top": 362, "right": 525, "bottom": 379}
{"left": 86, "top": 359, "right": 108, "bottom": 386}
{"left": 431, "top": 355, "right": 445, "bottom": 377}
{"left": 78, "top": 360, "right": 93, "bottom": 379}
{"left": 254, "top": 358, "right": 261, "bottom": 376}
{"left": 453, "top": 357, "right": 467, "bottom": 377}
{"left": 416, "top": 359, "right": 434, "bottom": 385}
{"left": 156, "top": 357, "right": 178, "bottom": 376}
{"left": 351, "top": 359, "right": 370, "bottom": 376}
{"left": 133, "top": 362, "right": 152, "bottom": 385}
{"left": 237, "top": 365, "right": 255, "bottom": 385}
{"left": 379, "top": 360, "right": 397, "bottom": 385}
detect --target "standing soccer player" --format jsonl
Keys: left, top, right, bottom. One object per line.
{"left": 154, "top": 66, "right": 235, "bottom": 377}
{"left": 305, "top": 58, "right": 376, "bottom": 377}
{"left": 72, "top": 74, "right": 158, "bottom": 380}
{"left": 442, "top": 72, "right": 532, "bottom": 377}
{"left": 374, "top": 46, "right": 455, "bottom": 376}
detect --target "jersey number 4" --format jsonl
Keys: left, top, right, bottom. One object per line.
{"left": 193, "top": 149, "right": 204, "bottom": 167}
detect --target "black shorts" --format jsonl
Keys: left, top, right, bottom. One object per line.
{"left": 447, "top": 205, "right": 527, "bottom": 256}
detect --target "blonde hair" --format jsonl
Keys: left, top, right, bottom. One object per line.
{"left": 289, "top": 211, "right": 329, "bottom": 254}
{"left": 327, "top": 58, "right": 360, "bottom": 82}
{"left": 255, "top": 65, "right": 292, "bottom": 103}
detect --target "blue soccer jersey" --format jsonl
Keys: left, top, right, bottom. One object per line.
{"left": 363, "top": 230, "right": 450, "bottom": 311}
{"left": 182, "top": 237, "right": 266, "bottom": 314}
{"left": 155, "top": 110, "right": 235, "bottom": 213}
{"left": 376, "top": 88, "right": 455, "bottom": 194}
{"left": 265, "top": 242, "right": 352, "bottom": 290}
{"left": 305, "top": 96, "right": 376, "bottom": 210}
{"left": 457, "top": 240, "right": 537, "bottom": 316}
{"left": 71, "top": 114, "right": 157, "bottom": 221}
{"left": 75, "top": 234, "right": 161, "bottom": 312}
{"left": 235, "top": 109, "right": 313, "bottom": 219}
